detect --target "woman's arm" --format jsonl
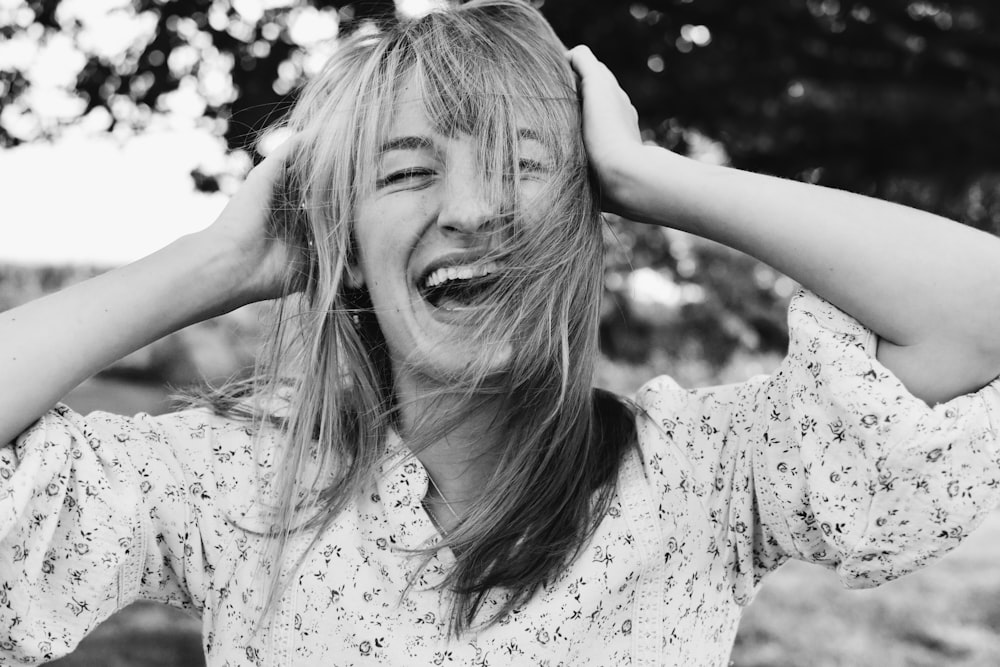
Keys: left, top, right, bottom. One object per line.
{"left": 0, "top": 147, "right": 293, "bottom": 446}
{"left": 569, "top": 46, "right": 1000, "bottom": 404}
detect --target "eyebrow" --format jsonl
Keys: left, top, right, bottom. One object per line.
{"left": 378, "top": 135, "right": 434, "bottom": 155}
{"left": 377, "top": 130, "right": 547, "bottom": 156}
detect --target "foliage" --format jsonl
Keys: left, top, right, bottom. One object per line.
{"left": 4, "top": 0, "right": 999, "bottom": 372}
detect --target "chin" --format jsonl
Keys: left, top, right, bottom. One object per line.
{"left": 405, "top": 338, "right": 514, "bottom": 386}
{"left": 383, "top": 288, "right": 512, "bottom": 382}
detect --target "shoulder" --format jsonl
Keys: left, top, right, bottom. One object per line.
{"left": 633, "top": 374, "right": 770, "bottom": 446}
{"left": 630, "top": 374, "right": 771, "bottom": 499}
{"left": 119, "top": 407, "right": 292, "bottom": 531}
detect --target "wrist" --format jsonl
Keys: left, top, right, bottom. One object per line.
{"left": 603, "top": 145, "right": 700, "bottom": 226}
{"left": 170, "top": 229, "right": 263, "bottom": 316}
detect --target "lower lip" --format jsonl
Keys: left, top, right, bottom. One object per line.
{"left": 425, "top": 297, "right": 478, "bottom": 323}
{"left": 410, "top": 285, "right": 513, "bottom": 370}
{"left": 413, "top": 284, "right": 481, "bottom": 324}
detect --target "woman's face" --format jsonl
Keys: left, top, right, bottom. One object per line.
{"left": 352, "top": 80, "right": 555, "bottom": 382}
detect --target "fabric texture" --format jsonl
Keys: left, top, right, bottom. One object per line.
{"left": 2, "top": 289, "right": 999, "bottom": 666}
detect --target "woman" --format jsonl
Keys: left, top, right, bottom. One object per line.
{"left": 2, "top": 1, "right": 1000, "bottom": 665}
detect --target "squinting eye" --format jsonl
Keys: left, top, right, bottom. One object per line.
{"left": 376, "top": 168, "right": 434, "bottom": 189}
{"left": 518, "top": 159, "right": 550, "bottom": 175}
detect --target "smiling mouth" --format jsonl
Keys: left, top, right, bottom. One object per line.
{"left": 419, "top": 261, "right": 500, "bottom": 311}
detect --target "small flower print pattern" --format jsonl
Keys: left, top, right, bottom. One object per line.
{"left": 2, "top": 291, "right": 1000, "bottom": 666}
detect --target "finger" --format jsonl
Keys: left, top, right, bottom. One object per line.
{"left": 258, "top": 134, "right": 299, "bottom": 169}
{"left": 245, "top": 135, "right": 301, "bottom": 193}
{"left": 567, "top": 45, "right": 623, "bottom": 90}
{"left": 567, "top": 45, "right": 598, "bottom": 74}
{"left": 568, "top": 45, "right": 615, "bottom": 77}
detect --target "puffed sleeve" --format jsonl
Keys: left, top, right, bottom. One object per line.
{"left": 635, "top": 289, "right": 1000, "bottom": 604}
{"left": 0, "top": 404, "right": 258, "bottom": 664}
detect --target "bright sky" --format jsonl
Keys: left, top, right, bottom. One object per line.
{"left": 0, "top": 128, "right": 229, "bottom": 265}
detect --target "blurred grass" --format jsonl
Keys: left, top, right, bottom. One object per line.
{"left": 735, "top": 522, "right": 1000, "bottom": 667}
{"left": 8, "top": 263, "right": 1000, "bottom": 665}
{"left": 47, "top": 600, "right": 204, "bottom": 667}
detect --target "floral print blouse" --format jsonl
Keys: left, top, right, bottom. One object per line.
{"left": 2, "top": 290, "right": 1000, "bottom": 667}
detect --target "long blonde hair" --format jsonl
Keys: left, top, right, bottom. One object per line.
{"left": 202, "top": 0, "right": 637, "bottom": 635}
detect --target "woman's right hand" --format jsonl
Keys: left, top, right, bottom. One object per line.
{"left": 202, "top": 139, "right": 304, "bottom": 305}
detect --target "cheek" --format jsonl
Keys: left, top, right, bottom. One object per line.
{"left": 356, "top": 198, "right": 426, "bottom": 255}
{"left": 512, "top": 179, "right": 560, "bottom": 231}
{"left": 353, "top": 208, "right": 393, "bottom": 279}
{"left": 354, "top": 228, "right": 407, "bottom": 298}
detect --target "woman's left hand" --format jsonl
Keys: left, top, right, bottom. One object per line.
{"left": 568, "top": 45, "right": 650, "bottom": 218}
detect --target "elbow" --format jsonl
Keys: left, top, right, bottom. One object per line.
{"left": 877, "top": 335, "right": 1000, "bottom": 405}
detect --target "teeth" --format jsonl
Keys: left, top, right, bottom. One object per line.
{"left": 424, "top": 261, "right": 498, "bottom": 289}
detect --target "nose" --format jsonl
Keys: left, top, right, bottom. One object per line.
{"left": 435, "top": 166, "right": 494, "bottom": 236}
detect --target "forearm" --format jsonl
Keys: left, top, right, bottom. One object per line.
{"left": 0, "top": 231, "right": 249, "bottom": 445}
{"left": 622, "top": 147, "right": 1000, "bottom": 344}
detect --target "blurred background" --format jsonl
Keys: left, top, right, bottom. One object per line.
{"left": 3, "top": 0, "right": 1000, "bottom": 664}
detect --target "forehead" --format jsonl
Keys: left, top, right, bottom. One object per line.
{"left": 385, "top": 79, "right": 434, "bottom": 137}
{"left": 380, "top": 77, "right": 553, "bottom": 152}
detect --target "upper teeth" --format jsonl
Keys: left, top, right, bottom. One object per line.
{"left": 424, "top": 261, "right": 498, "bottom": 289}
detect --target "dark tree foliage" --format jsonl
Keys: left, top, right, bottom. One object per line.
{"left": 3, "top": 0, "right": 396, "bottom": 152}
{"left": 4, "top": 0, "right": 999, "bottom": 373}
{"left": 548, "top": 1, "right": 1000, "bottom": 188}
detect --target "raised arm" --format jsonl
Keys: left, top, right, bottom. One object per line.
{"left": 0, "top": 147, "right": 293, "bottom": 446}
{"left": 569, "top": 46, "right": 1000, "bottom": 404}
